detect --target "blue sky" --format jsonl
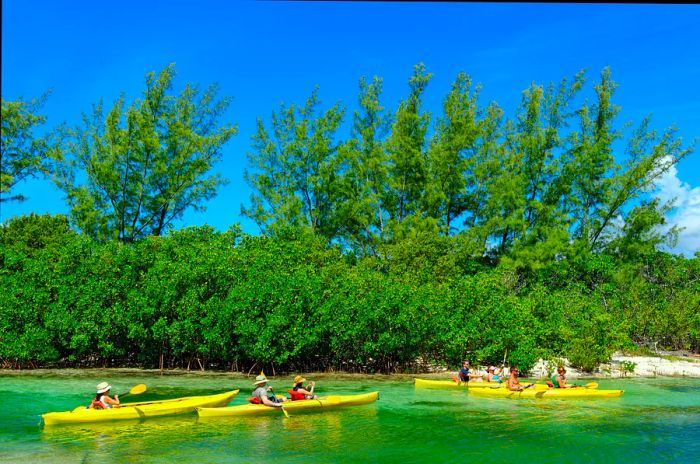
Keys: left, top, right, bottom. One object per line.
{"left": 2, "top": 1, "right": 699, "bottom": 255}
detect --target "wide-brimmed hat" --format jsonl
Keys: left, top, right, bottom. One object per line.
{"left": 253, "top": 375, "right": 268, "bottom": 386}
{"left": 293, "top": 375, "right": 306, "bottom": 385}
{"left": 488, "top": 366, "right": 495, "bottom": 372}
{"left": 96, "top": 382, "right": 111, "bottom": 394}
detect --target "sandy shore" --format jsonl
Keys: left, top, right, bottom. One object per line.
{"left": 527, "top": 352, "right": 700, "bottom": 379}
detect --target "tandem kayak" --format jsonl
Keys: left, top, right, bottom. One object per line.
{"left": 42, "top": 389, "right": 239, "bottom": 425}
{"left": 469, "top": 387, "right": 623, "bottom": 399}
{"left": 414, "top": 378, "right": 548, "bottom": 390}
{"left": 197, "top": 391, "right": 379, "bottom": 417}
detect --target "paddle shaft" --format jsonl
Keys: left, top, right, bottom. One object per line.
{"left": 267, "top": 386, "right": 289, "bottom": 417}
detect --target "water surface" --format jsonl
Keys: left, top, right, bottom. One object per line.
{"left": 1, "top": 370, "right": 698, "bottom": 463}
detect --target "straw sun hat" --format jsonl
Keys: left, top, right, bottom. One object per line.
{"left": 96, "top": 382, "right": 111, "bottom": 394}
{"left": 253, "top": 375, "right": 268, "bottom": 386}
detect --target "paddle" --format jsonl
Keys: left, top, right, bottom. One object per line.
{"left": 257, "top": 371, "right": 288, "bottom": 417}
{"left": 495, "top": 381, "right": 535, "bottom": 390}
{"left": 266, "top": 386, "right": 289, "bottom": 418}
{"left": 572, "top": 382, "right": 598, "bottom": 389}
{"left": 73, "top": 383, "right": 147, "bottom": 412}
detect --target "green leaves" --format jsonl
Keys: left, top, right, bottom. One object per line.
{"left": 2, "top": 64, "right": 698, "bottom": 371}
{"left": 56, "top": 63, "right": 237, "bottom": 242}
{"left": 1, "top": 93, "right": 62, "bottom": 203}
{"left": 243, "top": 87, "right": 346, "bottom": 239}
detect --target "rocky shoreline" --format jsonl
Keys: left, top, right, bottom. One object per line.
{"left": 528, "top": 352, "right": 700, "bottom": 379}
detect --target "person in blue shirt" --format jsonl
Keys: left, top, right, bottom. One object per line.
{"left": 458, "top": 360, "right": 471, "bottom": 382}
{"left": 486, "top": 366, "right": 502, "bottom": 382}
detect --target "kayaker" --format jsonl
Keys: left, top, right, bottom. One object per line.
{"left": 506, "top": 367, "right": 534, "bottom": 391}
{"left": 92, "top": 382, "right": 120, "bottom": 409}
{"left": 551, "top": 366, "right": 573, "bottom": 388}
{"left": 289, "top": 375, "right": 317, "bottom": 400}
{"left": 250, "top": 375, "right": 285, "bottom": 408}
{"left": 458, "top": 360, "right": 471, "bottom": 382}
{"left": 486, "top": 366, "right": 502, "bottom": 383}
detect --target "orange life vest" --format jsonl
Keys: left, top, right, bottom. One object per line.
{"left": 287, "top": 389, "right": 306, "bottom": 401}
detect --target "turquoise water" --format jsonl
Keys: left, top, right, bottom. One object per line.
{"left": 1, "top": 370, "right": 698, "bottom": 463}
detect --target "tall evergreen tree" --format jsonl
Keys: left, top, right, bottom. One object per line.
{"left": 425, "top": 71, "right": 481, "bottom": 236}
{"left": 55, "top": 64, "right": 237, "bottom": 242}
{"left": 243, "top": 88, "right": 346, "bottom": 238}
{"left": 1, "top": 93, "right": 61, "bottom": 203}
{"left": 564, "top": 68, "right": 692, "bottom": 254}
{"left": 335, "top": 76, "right": 390, "bottom": 253}
{"left": 384, "top": 63, "right": 432, "bottom": 231}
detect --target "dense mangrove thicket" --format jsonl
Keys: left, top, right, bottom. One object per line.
{"left": 1, "top": 64, "right": 698, "bottom": 372}
{"left": 1, "top": 214, "right": 698, "bottom": 372}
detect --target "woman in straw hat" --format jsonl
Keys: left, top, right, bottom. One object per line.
{"left": 92, "top": 382, "right": 120, "bottom": 409}
{"left": 288, "top": 375, "right": 316, "bottom": 401}
{"left": 250, "top": 375, "right": 284, "bottom": 408}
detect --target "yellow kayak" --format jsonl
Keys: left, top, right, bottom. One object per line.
{"left": 469, "top": 387, "right": 623, "bottom": 398}
{"left": 414, "top": 378, "right": 548, "bottom": 390}
{"left": 42, "top": 389, "right": 239, "bottom": 425}
{"left": 197, "top": 391, "right": 379, "bottom": 417}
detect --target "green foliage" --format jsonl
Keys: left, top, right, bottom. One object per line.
{"left": 243, "top": 88, "right": 346, "bottom": 239}
{"left": 55, "top": 63, "right": 237, "bottom": 242}
{"left": 2, "top": 64, "right": 698, "bottom": 372}
{"left": 1, "top": 213, "right": 698, "bottom": 371}
{"left": 1, "top": 93, "right": 62, "bottom": 203}
{"left": 620, "top": 360, "right": 637, "bottom": 376}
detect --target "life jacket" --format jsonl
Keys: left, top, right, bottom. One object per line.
{"left": 288, "top": 389, "right": 306, "bottom": 401}
{"left": 91, "top": 399, "right": 105, "bottom": 409}
{"left": 248, "top": 396, "right": 263, "bottom": 404}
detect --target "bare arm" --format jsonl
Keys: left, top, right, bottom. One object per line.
{"left": 103, "top": 394, "right": 120, "bottom": 406}
{"left": 556, "top": 375, "right": 567, "bottom": 388}
{"left": 507, "top": 377, "right": 521, "bottom": 391}
{"left": 261, "top": 395, "right": 282, "bottom": 407}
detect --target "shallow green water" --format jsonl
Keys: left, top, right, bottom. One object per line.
{"left": 1, "top": 370, "right": 698, "bottom": 463}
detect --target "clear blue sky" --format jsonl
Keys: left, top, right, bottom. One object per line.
{"left": 2, "top": 1, "right": 699, "bottom": 255}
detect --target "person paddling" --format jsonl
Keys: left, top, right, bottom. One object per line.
{"left": 91, "top": 382, "right": 120, "bottom": 409}
{"left": 458, "top": 360, "right": 471, "bottom": 382}
{"left": 486, "top": 366, "right": 502, "bottom": 383}
{"left": 551, "top": 366, "right": 575, "bottom": 388}
{"left": 288, "top": 375, "right": 317, "bottom": 401}
{"left": 250, "top": 375, "right": 285, "bottom": 408}
{"left": 506, "top": 367, "right": 534, "bottom": 391}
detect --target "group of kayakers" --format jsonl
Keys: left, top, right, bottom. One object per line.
{"left": 248, "top": 374, "right": 318, "bottom": 408}
{"left": 89, "top": 364, "right": 576, "bottom": 409}
{"left": 458, "top": 360, "right": 505, "bottom": 383}
{"left": 458, "top": 360, "right": 577, "bottom": 391}
{"left": 89, "top": 374, "right": 319, "bottom": 410}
